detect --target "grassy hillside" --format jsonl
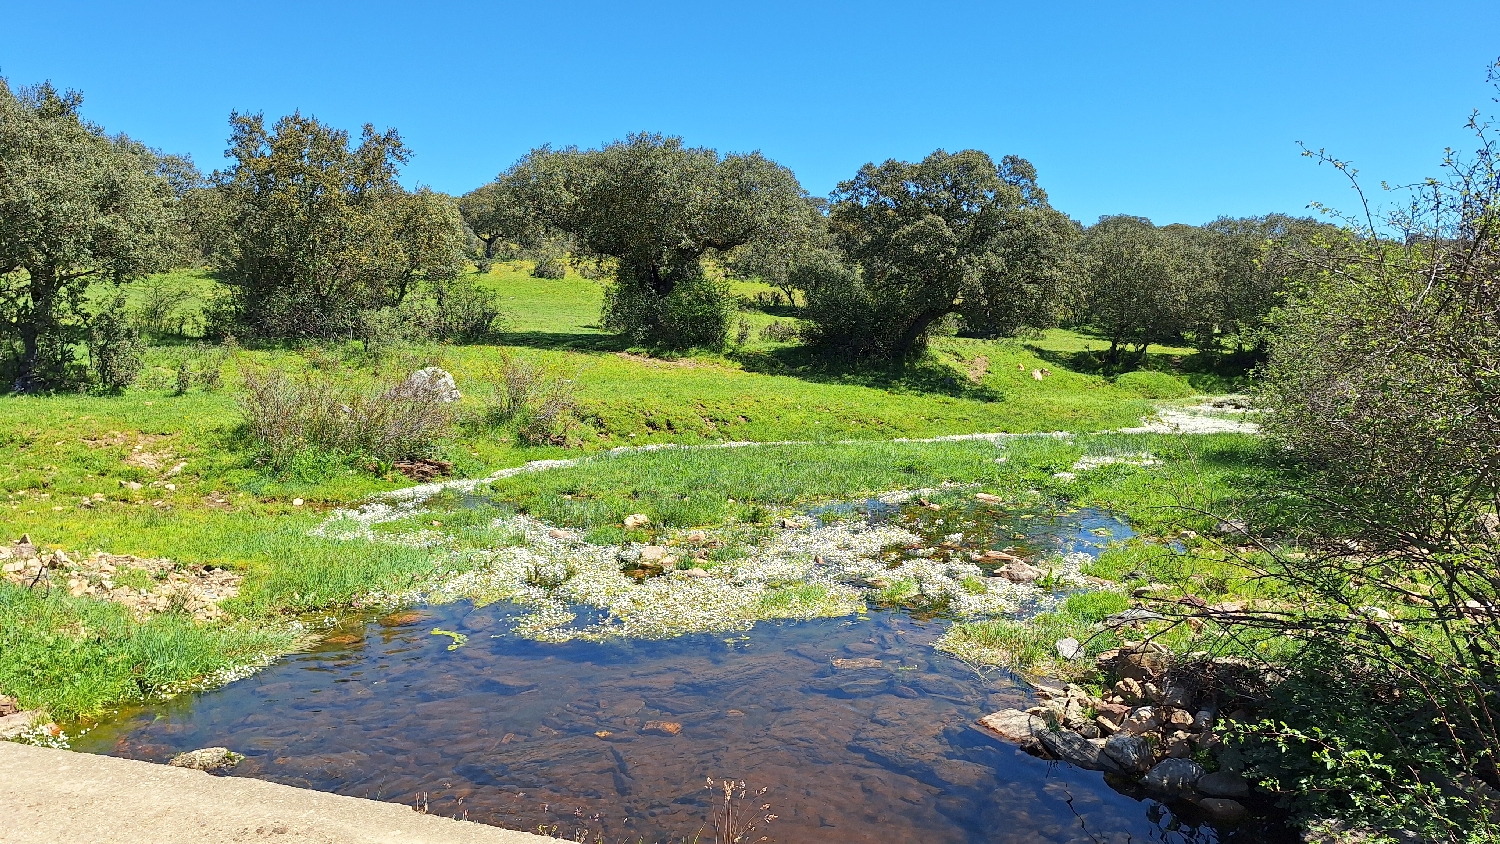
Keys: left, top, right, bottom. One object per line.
{"left": 0, "top": 264, "right": 1243, "bottom": 719}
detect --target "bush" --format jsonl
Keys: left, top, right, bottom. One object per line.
{"left": 475, "top": 355, "right": 583, "bottom": 446}
{"left": 797, "top": 259, "right": 908, "bottom": 361}
{"left": 132, "top": 275, "right": 199, "bottom": 338}
{"left": 412, "top": 276, "right": 507, "bottom": 343}
{"left": 87, "top": 294, "right": 146, "bottom": 392}
{"left": 758, "top": 321, "right": 799, "bottom": 343}
{"left": 603, "top": 274, "right": 732, "bottom": 350}
{"left": 531, "top": 256, "right": 567, "bottom": 279}
{"left": 1112, "top": 370, "right": 1194, "bottom": 399}
{"left": 238, "top": 366, "right": 457, "bottom": 470}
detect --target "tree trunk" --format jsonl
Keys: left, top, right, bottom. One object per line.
{"left": 896, "top": 307, "right": 954, "bottom": 359}
{"left": 14, "top": 267, "right": 57, "bottom": 393}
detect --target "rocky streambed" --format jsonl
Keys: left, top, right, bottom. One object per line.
{"left": 979, "top": 640, "right": 1269, "bottom": 825}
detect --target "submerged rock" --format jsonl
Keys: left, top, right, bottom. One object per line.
{"left": 1198, "top": 769, "right": 1250, "bottom": 798}
{"left": 1195, "top": 797, "right": 1248, "bottom": 822}
{"left": 1036, "top": 729, "right": 1123, "bottom": 773}
{"left": 1142, "top": 758, "right": 1204, "bottom": 796}
{"left": 169, "top": 747, "right": 244, "bottom": 771}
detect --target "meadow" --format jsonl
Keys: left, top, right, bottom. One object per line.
{"left": 1, "top": 262, "right": 1260, "bottom": 718}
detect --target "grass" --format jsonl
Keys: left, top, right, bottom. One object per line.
{"left": 0, "top": 583, "right": 296, "bottom": 719}
{"left": 0, "top": 263, "right": 1260, "bottom": 719}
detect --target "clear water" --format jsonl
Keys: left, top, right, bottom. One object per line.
{"left": 69, "top": 505, "right": 1284, "bottom": 843}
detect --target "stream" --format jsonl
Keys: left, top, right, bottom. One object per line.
{"left": 67, "top": 504, "right": 1286, "bottom": 843}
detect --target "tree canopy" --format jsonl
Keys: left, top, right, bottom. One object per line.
{"left": 515, "top": 133, "right": 811, "bottom": 347}
{"left": 0, "top": 79, "right": 182, "bottom": 390}
{"left": 801, "top": 149, "right": 1079, "bottom": 360}
{"left": 208, "top": 112, "right": 466, "bottom": 339}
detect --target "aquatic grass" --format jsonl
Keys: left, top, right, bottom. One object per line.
{"left": 476, "top": 439, "right": 1015, "bottom": 531}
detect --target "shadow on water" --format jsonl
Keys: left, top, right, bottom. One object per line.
{"left": 69, "top": 504, "right": 1288, "bottom": 844}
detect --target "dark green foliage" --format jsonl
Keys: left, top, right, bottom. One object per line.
{"left": 516, "top": 133, "right": 810, "bottom": 349}
{"left": 603, "top": 272, "right": 733, "bottom": 349}
{"left": 0, "top": 79, "right": 181, "bottom": 391}
{"left": 803, "top": 149, "right": 1080, "bottom": 361}
{"left": 208, "top": 113, "right": 466, "bottom": 340}
{"left": 87, "top": 294, "right": 145, "bottom": 391}
{"left": 1077, "top": 215, "right": 1198, "bottom": 363}
{"left": 416, "top": 275, "right": 507, "bottom": 343}
{"left": 531, "top": 256, "right": 567, "bottom": 279}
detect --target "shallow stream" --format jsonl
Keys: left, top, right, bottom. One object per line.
{"left": 69, "top": 504, "right": 1280, "bottom": 843}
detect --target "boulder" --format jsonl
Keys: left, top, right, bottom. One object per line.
{"left": 1036, "top": 728, "right": 1124, "bottom": 773}
{"left": 997, "top": 561, "right": 1045, "bottom": 583}
{"left": 1142, "top": 758, "right": 1205, "bottom": 796}
{"left": 0, "top": 695, "right": 17, "bottom": 717}
{"left": 1102, "top": 733, "right": 1152, "bottom": 772}
{"left": 1157, "top": 681, "right": 1195, "bottom": 708}
{"left": 976, "top": 709, "right": 1046, "bottom": 750}
{"left": 0, "top": 710, "right": 41, "bottom": 740}
{"left": 168, "top": 747, "right": 243, "bottom": 771}
{"left": 1056, "top": 638, "right": 1084, "bottom": 660}
{"left": 396, "top": 367, "right": 461, "bottom": 403}
{"left": 1114, "top": 677, "right": 1146, "bottom": 703}
{"left": 974, "top": 493, "right": 1004, "bottom": 504}
{"left": 639, "top": 545, "right": 670, "bottom": 562}
{"left": 1117, "top": 706, "right": 1161, "bottom": 736}
{"left": 623, "top": 513, "right": 651, "bottom": 530}
{"left": 1197, "top": 770, "right": 1250, "bottom": 799}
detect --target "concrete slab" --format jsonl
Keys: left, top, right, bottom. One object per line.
{"left": 0, "top": 741, "right": 554, "bottom": 843}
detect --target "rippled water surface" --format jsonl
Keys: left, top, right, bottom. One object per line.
{"left": 71, "top": 506, "right": 1275, "bottom": 843}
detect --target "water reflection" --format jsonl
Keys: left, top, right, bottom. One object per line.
{"left": 69, "top": 505, "right": 1283, "bottom": 843}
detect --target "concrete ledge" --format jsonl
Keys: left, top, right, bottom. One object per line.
{"left": 0, "top": 741, "right": 554, "bottom": 843}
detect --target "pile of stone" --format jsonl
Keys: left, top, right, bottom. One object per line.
{"left": 977, "top": 641, "right": 1262, "bottom": 823}
{"left": 1, "top": 536, "right": 241, "bottom": 623}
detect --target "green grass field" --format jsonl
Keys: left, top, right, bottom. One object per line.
{"left": 0, "top": 264, "right": 1262, "bottom": 719}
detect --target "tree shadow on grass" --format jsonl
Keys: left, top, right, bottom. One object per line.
{"left": 492, "top": 331, "right": 628, "bottom": 352}
{"left": 1025, "top": 342, "right": 1260, "bottom": 393}
{"left": 727, "top": 344, "right": 1004, "bottom": 402}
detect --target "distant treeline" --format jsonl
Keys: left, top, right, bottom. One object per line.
{"left": 2, "top": 77, "right": 1338, "bottom": 389}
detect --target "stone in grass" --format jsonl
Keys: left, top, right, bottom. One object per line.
{"left": 1197, "top": 770, "right": 1250, "bottom": 799}
{"left": 1141, "top": 758, "right": 1205, "bottom": 796}
{"left": 1056, "top": 638, "right": 1084, "bottom": 660}
{"left": 0, "top": 710, "right": 42, "bottom": 740}
{"left": 169, "top": 747, "right": 244, "bottom": 772}
{"left": 641, "top": 721, "right": 682, "bottom": 736}
{"left": 623, "top": 513, "right": 650, "bottom": 530}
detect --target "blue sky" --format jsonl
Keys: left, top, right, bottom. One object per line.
{"left": 3, "top": 0, "right": 1497, "bottom": 225}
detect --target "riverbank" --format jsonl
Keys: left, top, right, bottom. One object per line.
{"left": 0, "top": 740, "right": 554, "bottom": 843}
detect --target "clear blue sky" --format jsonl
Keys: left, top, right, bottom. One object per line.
{"left": 3, "top": 0, "right": 1497, "bottom": 225}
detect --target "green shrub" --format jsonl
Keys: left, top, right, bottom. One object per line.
{"left": 531, "top": 256, "right": 568, "bottom": 279}
{"left": 87, "top": 294, "right": 146, "bottom": 392}
{"left": 603, "top": 273, "right": 732, "bottom": 350}
{"left": 238, "top": 366, "right": 457, "bottom": 470}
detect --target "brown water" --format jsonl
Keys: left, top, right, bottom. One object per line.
{"left": 69, "top": 507, "right": 1286, "bottom": 844}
